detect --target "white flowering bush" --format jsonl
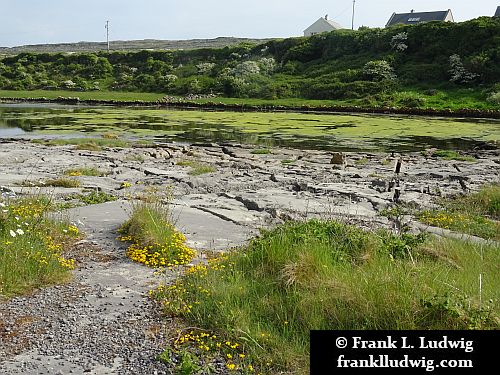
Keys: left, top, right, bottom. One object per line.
{"left": 391, "top": 32, "right": 408, "bottom": 52}
{"left": 258, "top": 57, "right": 276, "bottom": 75}
{"left": 363, "top": 60, "right": 397, "bottom": 81}
{"left": 449, "top": 54, "right": 478, "bottom": 84}
{"left": 233, "top": 61, "right": 261, "bottom": 78}
{"left": 486, "top": 92, "right": 500, "bottom": 105}
{"left": 196, "top": 62, "right": 216, "bottom": 74}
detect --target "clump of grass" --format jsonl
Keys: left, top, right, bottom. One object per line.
{"left": 354, "top": 157, "right": 369, "bottom": 165}
{"left": 102, "top": 132, "right": 119, "bottom": 139}
{"left": 75, "top": 143, "right": 103, "bottom": 151}
{"left": 136, "top": 139, "right": 155, "bottom": 147}
{"left": 431, "top": 150, "right": 476, "bottom": 162}
{"left": 125, "top": 154, "right": 146, "bottom": 163}
{"left": 0, "top": 197, "right": 80, "bottom": 296}
{"left": 453, "top": 184, "right": 500, "bottom": 220}
{"left": 151, "top": 220, "right": 499, "bottom": 374}
{"left": 176, "top": 160, "right": 197, "bottom": 167}
{"left": 45, "top": 178, "right": 81, "bottom": 188}
{"left": 34, "top": 138, "right": 131, "bottom": 150}
{"left": 78, "top": 191, "right": 117, "bottom": 205}
{"left": 23, "top": 178, "right": 81, "bottom": 188}
{"left": 189, "top": 165, "right": 216, "bottom": 176}
{"left": 281, "top": 159, "right": 296, "bottom": 165}
{"left": 177, "top": 159, "right": 216, "bottom": 176}
{"left": 64, "top": 167, "right": 107, "bottom": 177}
{"left": 119, "top": 194, "right": 195, "bottom": 268}
{"left": 417, "top": 184, "right": 500, "bottom": 240}
{"left": 251, "top": 148, "right": 272, "bottom": 155}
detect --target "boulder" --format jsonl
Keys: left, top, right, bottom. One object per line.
{"left": 330, "top": 152, "right": 346, "bottom": 166}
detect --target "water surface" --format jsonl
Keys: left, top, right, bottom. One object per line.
{"left": 0, "top": 104, "right": 498, "bottom": 152}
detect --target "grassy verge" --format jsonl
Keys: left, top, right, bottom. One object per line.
{"left": 150, "top": 220, "right": 499, "bottom": 374}
{"left": 417, "top": 184, "right": 500, "bottom": 240}
{"left": 0, "top": 196, "right": 80, "bottom": 296}
{"left": 191, "top": 88, "right": 499, "bottom": 111}
{"left": 0, "top": 89, "right": 165, "bottom": 102}
{"left": 119, "top": 197, "right": 195, "bottom": 268}
{"left": 1, "top": 88, "right": 498, "bottom": 112}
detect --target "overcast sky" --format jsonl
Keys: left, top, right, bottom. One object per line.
{"left": 0, "top": 0, "right": 498, "bottom": 47}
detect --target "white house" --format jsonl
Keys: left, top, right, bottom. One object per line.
{"left": 304, "top": 15, "right": 343, "bottom": 37}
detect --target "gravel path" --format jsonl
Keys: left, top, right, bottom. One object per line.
{"left": 1, "top": 202, "right": 174, "bottom": 374}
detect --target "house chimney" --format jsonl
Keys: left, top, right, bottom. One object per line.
{"left": 325, "top": 14, "right": 328, "bottom": 20}
{"left": 411, "top": 9, "right": 414, "bottom": 13}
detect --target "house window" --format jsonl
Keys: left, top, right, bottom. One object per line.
{"left": 408, "top": 17, "right": 421, "bottom": 22}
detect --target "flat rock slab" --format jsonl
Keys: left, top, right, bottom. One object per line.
{"left": 173, "top": 204, "right": 255, "bottom": 250}
{"left": 67, "top": 200, "right": 253, "bottom": 252}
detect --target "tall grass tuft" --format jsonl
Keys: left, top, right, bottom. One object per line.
{"left": 120, "top": 193, "right": 195, "bottom": 268}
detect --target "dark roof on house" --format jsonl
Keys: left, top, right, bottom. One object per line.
{"left": 495, "top": 6, "right": 500, "bottom": 17}
{"left": 386, "top": 10, "right": 453, "bottom": 27}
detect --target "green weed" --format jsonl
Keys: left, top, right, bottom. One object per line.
{"left": 78, "top": 191, "right": 117, "bottom": 205}
{"left": 354, "top": 157, "right": 369, "bottom": 165}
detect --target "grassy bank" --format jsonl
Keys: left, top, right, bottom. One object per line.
{"left": 418, "top": 184, "right": 500, "bottom": 240}
{"left": 150, "top": 220, "right": 499, "bottom": 374}
{"left": 0, "top": 89, "right": 164, "bottom": 102}
{"left": 193, "top": 89, "right": 499, "bottom": 111}
{"left": 0, "top": 196, "right": 80, "bottom": 296}
{"left": 1, "top": 89, "right": 498, "bottom": 112}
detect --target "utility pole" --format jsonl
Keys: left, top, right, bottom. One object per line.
{"left": 351, "top": 0, "right": 356, "bottom": 30}
{"left": 105, "top": 20, "right": 110, "bottom": 52}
